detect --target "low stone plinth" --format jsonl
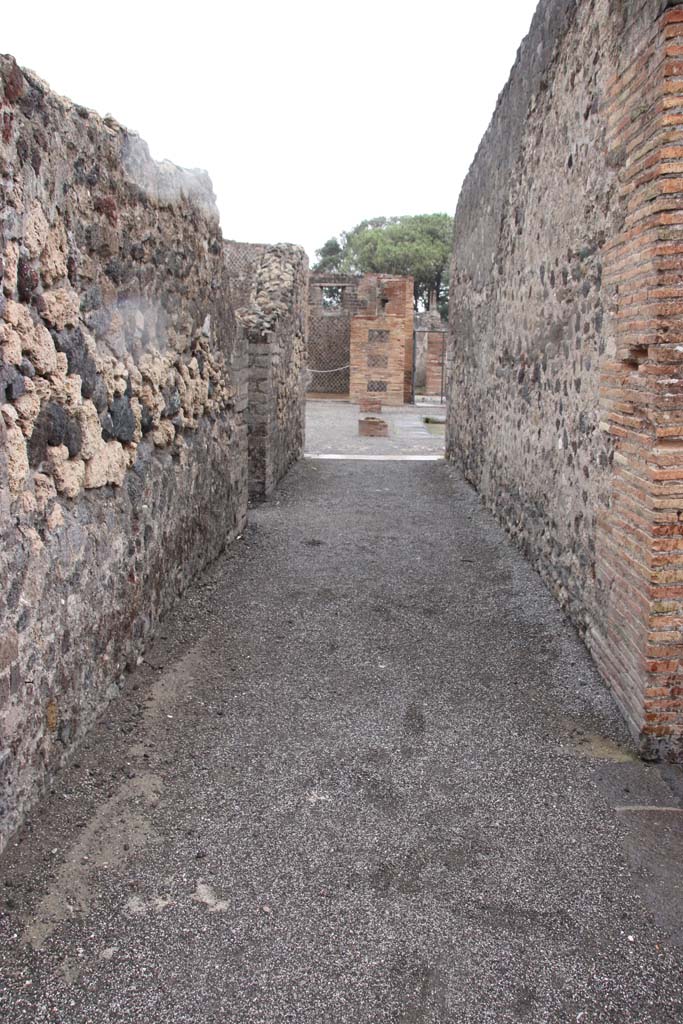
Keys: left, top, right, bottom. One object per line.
{"left": 360, "top": 398, "right": 382, "bottom": 414}
{"left": 359, "top": 416, "right": 388, "bottom": 438}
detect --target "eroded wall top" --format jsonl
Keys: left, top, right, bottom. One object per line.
{"left": 0, "top": 52, "right": 268, "bottom": 851}
{"left": 0, "top": 54, "right": 241, "bottom": 516}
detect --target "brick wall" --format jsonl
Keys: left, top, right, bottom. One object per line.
{"left": 447, "top": 0, "right": 683, "bottom": 759}
{"left": 308, "top": 273, "right": 414, "bottom": 403}
{"left": 348, "top": 275, "right": 414, "bottom": 406}
{"left": 425, "top": 331, "right": 447, "bottom": 397}
{"left": 595, "top": 1, "right": 683, "bottom": 759}
{"left": 414, "top": 310, "right": 443, "bottom": 390}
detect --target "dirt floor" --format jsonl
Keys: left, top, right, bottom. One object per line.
{"left": 0, "top": 413, "right": 682, "bottom": 1021}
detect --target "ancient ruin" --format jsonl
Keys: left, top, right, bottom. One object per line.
{"left": 414, "top": 310, "right": 447, "bottom": 399}
{"left": 0, "top": 55, "right": 307, "bottom": 850}
{"left": 228, "top": 243, "right": 308, "bottom": 499}
{"left": 2, "top": 5, "right": 683, "bottom": 1016}
{"left": 447, "top": 0, "right": 683, "bottom": 760}
{"left": 358, "top": 415, "right": 389, "bottom": 438}
{"left": 308, "top": 272, "right": 414, "bottom": 405}
{"left": 2, "top": 0, "right": 683, "bottom": 869}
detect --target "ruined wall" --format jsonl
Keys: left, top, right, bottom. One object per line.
{"left": 308, "top": 273, "right": 414, "bottom": 402}
{"left": 349, "top": 275, "right": 414, "bottom": 406}
{"left": 415, "top": 311, "right": 447, "bottom": 395}
{"left": 307, "top": 273, "right": 358, "bottom": 395}
{"left": 447, "top": 0, "right": 683, "bottom": 759}
{"left": 414, "top": 310, "right": 437, "bottom": 390}
{"left": 0, "top": 54, "right": 308, "bottom": 851}
{"left": 237, "top": 244, "right": 308, "bottom": 498}
{"left": 425, "top": 332, "right": 447, "bottom": 398}
{"left": 224, "top": 241, "right": 268, "bottom": 311}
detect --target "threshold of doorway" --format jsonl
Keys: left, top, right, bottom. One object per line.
{"left": 304, "top": 454, "right": 444, "bottom": 462}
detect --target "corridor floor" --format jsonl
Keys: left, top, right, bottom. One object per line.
{"left": 1, "top": 458, "right": 682, "bottom": 1022}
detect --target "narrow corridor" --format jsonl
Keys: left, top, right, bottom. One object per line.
{"left": 1, "top": 453, "right": 682, "bottom": 1022}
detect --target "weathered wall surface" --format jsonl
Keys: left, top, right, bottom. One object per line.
{"left": 307, "top": 273, "right": 414, "bottom": 402}
{"left": 224, "top": 241, "right": 267, "bottom": 311}
{"left": 415, "top": 311, "right": 447, "bottom": 395}
{"left": 349, "top": 275, "right": 414, "bottom": 406}
{"left": 425, "top": 332, "right": 447, "bottom": 398}
{"left": 237, "top": 244, "right": 308, "bottom": 498}
{"left": 307, "top": 273, "right": 358, "bottom": 395}
{"left": 0, "top": 56, "right": 306, "bottom": 850}
{"left": 447, "top": 0, "right": 683, "bottom": 759}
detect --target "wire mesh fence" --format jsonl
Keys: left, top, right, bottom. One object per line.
{"left": 307, "top": 334, "right": 350, "bottom": 395}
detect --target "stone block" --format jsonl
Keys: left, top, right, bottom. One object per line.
{"left": 359, "top": 416, "right": 388, "bottom": 438}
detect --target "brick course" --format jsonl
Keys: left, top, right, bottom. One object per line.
{"left": 595, "top": 1, "right": 683, "bottom": 758}
{"left": 349, "top": 275, "right": 413, "bottom": 406}
{"left": 425, "top": 331, "right": 447, "bottom": 397}
{"left": 414, "top": 310, "right": 446, "bottom": 393}
{"left": 447, "top": 0, "right": 683, "bottom": 759}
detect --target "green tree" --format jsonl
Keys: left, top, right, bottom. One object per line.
{"left": 314, "top": 236, "right": 344, "bottom": 272}
{"left": 314, "top": 213, "right": 453, "bottom": 315}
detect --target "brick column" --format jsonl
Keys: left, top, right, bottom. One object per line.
{"left": 595, "top": 1, "right": 683, "bottom": 759}
{"left": 247, "top": 329, "right": 276, "bottom": 500}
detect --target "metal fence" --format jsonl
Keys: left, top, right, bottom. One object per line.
{"left": 307, "top": 334, "right": 350, "bottom": 395}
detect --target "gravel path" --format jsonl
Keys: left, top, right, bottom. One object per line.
{"left": 305, "top": 400, "right": 445, "bottom": 456}
{"left": 0, "top": 457, "right": 681, "bottom": 1023}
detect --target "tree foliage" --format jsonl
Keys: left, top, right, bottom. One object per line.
{"left": 314, "top": 237, "right": 344, "bottom": 272}
{"left": 314, "top": 214, "right": 453, "bottom": 315}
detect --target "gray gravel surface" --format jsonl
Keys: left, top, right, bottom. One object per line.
{"left": 305, "top": 400, "right": 445, "bottom": 456}
{"left": 0, "top": 458, "right": 682, "bottom": 1023}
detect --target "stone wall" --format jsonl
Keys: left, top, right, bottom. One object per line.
{"left": 0, "top": 56, "right": 305, "bottom": 850}
{"left": 447, "top": 0, "right": 683, "bottom": 759}
{"left": 237, "top": 244, "right": 308, "bottom": 499}
{"left": 224, "top": 241, "right": 268, "bottom": 312}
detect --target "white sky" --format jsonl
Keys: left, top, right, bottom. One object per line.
{"left": 3, "top": 0, "right": 539, "bottom": 262}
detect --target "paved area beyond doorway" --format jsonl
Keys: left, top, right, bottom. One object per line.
{"left": 306, "top": 399, "right": 445, "bottom": 457}
{"left": 1, "top": 459, "right": 682, "bottom": 1022}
